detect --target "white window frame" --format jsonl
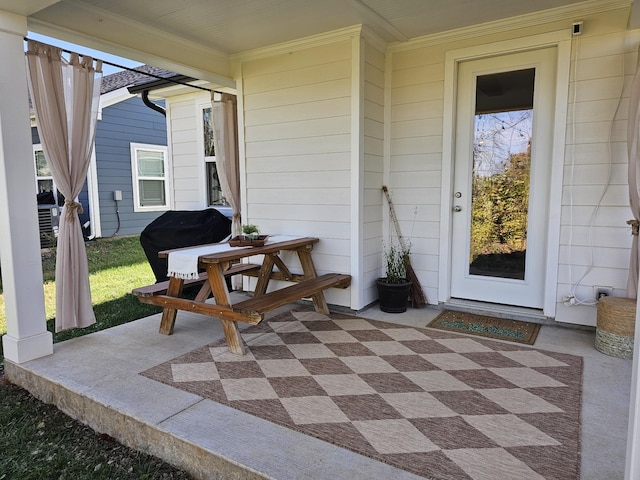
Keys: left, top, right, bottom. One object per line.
{"left": 201, "top": 105, "right": 228, "bottom": 210}
{"left": 130, "top": 142, "right": 170, "bottom": 212}
{"left": 33, "top": 144, "right": 56, "bottom": 195}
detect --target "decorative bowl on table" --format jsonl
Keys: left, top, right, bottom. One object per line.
{"left": 229, "top": 235, "right": 269, "bottom": 247}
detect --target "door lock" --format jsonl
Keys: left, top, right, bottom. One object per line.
{"left": 454, "top": 192, "right": 462, "bottom": 198}
{"left": 454, "top": 205, "right": 462, "bottom": 212}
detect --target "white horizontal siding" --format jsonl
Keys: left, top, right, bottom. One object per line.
{"left": 364, "top": 136, "right": 383, "bottom": 156}
{"left": 392, "top": 63, "right": 444, "bottom": 88}
{"left": 364, "top": 117, "right": 383, "bottom": 139}
{"left": 556, "top": 15, "right": 638, "bottom": 324}
{"left": 562, "top": 163, "right": 628, "bottom": 186}
{"left": 390, "top": 152, "right": 441, "bottom": 170}
{"left": 244, "top": 98, "right": 350, "bottom": 126}
{"left": 363, "top": 41, "right": 386, "bottom": 307}
{"left": 392, "top": 135, "right": 442, "bottom": 155}
{"left": 253, "top": 219, "right": 351, "bottom": 241}
{"left": 166, "top": 96, "right": 206, "bottom": 210}
{"left": 392, "top": 100, "right": 443, "bottom": 122}
{"left": 566, "top": 119, "right": 627, "bottom": 144}
{"left": 557, "top": 265, "right": 628, "bottom": 293}
{"left": 243, "top": 60, "right": 351, "bottom": 96}
{"left": 170, "top": 141, "right": 198, "bottom": 156}
{"left": 247, "top": 152, "right": 350, "bottom": 173}
{"left": 389, "top": 170, "right": 441, "bottom": 189}
{"left": 249, "top": 188, "right": 350, "bottom": 205}
{"left": 388, "top": 39, "right": 442, "bottom": 305}
{"left": 246, "top": 116, "right": 350, "bottom": 142}
{"left": 391, "top": 118, "right": 443, "bottom": 138}
{"left": 241, "top": 39, "right": 353, "bottom": 288}
{"left": 569, "top": 76, "right": 629, "bottom": 103}
{"left": 561, "top": 185, "right": 628, "bottom": 206}
{"left": 559, "top": 245, "right": 631, "bottom": 269}
{"left": 250, "top": 203, "right": 350, "bottom": 222}
{"left": 246, "top": 170, "right": 350, "bottom": 189}
{"left": 560, "top": 226, "right": 631, "bottom": 249}
{"left": 565, "top": 142, "right": 627, "bottom": 165}
{"left": 244, "top": 78, "right": 351, "bottom": 111}
{"left": 567, "top": 98, "right": 627, "bottom": 124}
{"left": 385, "top": 7, "right": 637, "bottom": 318}
{"left": 173, "top": 165, "right": 202, "bottom": 180}
{"left": 561, "top": 205, "right": 631, "bottom": 226}
{"left": 242, "top": 41, "right": 352, "bottom": 77}
{"left": 246, "top": 134, "right": 351, "bottom": 158}
{"left": 392, "top": 81, "right": 444, "bottom": 105}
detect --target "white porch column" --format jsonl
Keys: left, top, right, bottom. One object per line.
{"left": 626, "top": 294, "right": 640, "bottom": 478}
{"left": 0, "top": 11, "right": 53, "bottom": 363}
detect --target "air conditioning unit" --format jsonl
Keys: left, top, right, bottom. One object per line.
{"left": 38, "top": 205, "right": 59, "bottom": 248}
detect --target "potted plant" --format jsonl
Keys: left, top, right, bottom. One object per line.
{"left": 241, "top": 224, "right": 260, "bottom": 240}
{"left": 230, "top": 224, "right": 267, "bottom": 246}
{"left": 377, "top": 241, "right": 412, "bottom": 313}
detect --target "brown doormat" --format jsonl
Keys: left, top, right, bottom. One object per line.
{"left": 427, "top": 310, "right": 541, "bottom": 345}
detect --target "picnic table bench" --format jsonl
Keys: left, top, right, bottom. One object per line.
{"left": 133, "top": 236, "right": 351, "bottom": 354}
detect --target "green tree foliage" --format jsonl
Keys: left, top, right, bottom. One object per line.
{"left": 470, "top": 143, "right": 530, "bottom": 262}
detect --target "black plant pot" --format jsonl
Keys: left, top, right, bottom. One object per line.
{"left": 376, "top": 278, "right": 412, "bottom": 313}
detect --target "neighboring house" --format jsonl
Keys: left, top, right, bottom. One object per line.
{"left": 127, "top": 79, "right": 232, "bottom": 221}
{"left": 32, "top": 65, "right": 172, "bottom": 244}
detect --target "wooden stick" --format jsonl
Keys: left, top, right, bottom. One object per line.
{"left": 382, "top": 186, "right": 428, "bottom": 307}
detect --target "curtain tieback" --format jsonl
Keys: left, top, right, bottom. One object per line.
{"left": 64, "top": 200, "right": 84, "bottom": 221}
{"left": 628, "top": 219, "right": 640, "bottom": 236}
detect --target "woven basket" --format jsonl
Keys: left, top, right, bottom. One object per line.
{"left": 595, "top": 296, "right": 636, "bottom": 359}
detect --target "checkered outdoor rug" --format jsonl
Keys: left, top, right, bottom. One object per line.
{"left": 141, "top": 310, "right": 582, "bottom": 479}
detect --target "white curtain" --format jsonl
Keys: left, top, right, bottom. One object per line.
{"left": 211, "top": 93, "right": 241, "bottom": 236}
{"left": 26, "top": 40, "right": 102, "bottom": 331}
{"left": 628, "top": 46, "right": 640, "bottom": 299}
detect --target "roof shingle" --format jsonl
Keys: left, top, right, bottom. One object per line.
{"left": 101, "top": 65, "right": 181, "bottom": 94}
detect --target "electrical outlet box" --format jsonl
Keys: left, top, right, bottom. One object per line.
{"left": 113, "top": 190, "right": 122, "bottom": 201}
{"left": 594, "top": 286, "right": 613, "bottom": 301}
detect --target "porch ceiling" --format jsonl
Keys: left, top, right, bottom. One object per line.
{"left": 0, "top": 0, "right": 634, "bottom": 85}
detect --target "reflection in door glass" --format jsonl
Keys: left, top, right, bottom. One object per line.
{"left": 469, "top": 68, "right": 534, "bottom": 280}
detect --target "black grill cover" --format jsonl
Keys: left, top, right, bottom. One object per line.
{"left": 140, "top": 209, "right": 231, "bottom": 282}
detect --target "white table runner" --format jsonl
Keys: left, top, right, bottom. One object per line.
{"left": 166, "top": 235, "right": 297, "bottom": 279}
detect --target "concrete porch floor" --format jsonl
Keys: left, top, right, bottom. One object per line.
{"left": 4, "top": 296, "right": 634, "bottom": 480}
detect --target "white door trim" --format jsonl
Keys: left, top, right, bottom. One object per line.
{"left": 439, "top": 30, "right": 571, "bottom": 317}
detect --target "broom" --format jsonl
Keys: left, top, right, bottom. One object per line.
{"left": 382, "top": 186, "right": 428, "bottom": 308}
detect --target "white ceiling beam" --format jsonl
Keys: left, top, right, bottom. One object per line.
{"left": 0, "top": 0, "right": 59, "bottom": 17}
{"left": 28, "top": 0, "right": 235, "bottom": 88}
{"left": 347, "top": 0, "right": 408, "bottom": 42}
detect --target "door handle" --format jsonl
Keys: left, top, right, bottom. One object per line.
{"left": 454, "top": 205, "right": 462, "bottom": 212}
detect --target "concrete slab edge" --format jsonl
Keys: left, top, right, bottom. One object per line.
{"left": 5, "top": 361, "right": 270, "bottom": 480}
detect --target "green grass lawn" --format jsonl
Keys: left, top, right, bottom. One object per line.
{"left": 0, "top": 236, "right": 193, "bottom": 479}
{"left": 0, "top": 235, "right": 161, "bottom": 350}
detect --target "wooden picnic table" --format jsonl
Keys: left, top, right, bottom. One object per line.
{"left": 133, "top": 236, "right": 351, "bottom": 354}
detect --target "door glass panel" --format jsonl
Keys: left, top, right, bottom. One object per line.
{"left": 469, "top": 68, "right": 535, "bottom": 280}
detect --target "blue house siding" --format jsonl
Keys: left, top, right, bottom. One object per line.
{"left": 32, "top": 126, "right": 91, "bottom": 230}
{"left": 94, "top": 96, "right": 167, "bottom": 237}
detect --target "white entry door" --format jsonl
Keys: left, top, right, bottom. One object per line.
{"left": 450, "top": 47, "right": 557, "bottom": 308}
